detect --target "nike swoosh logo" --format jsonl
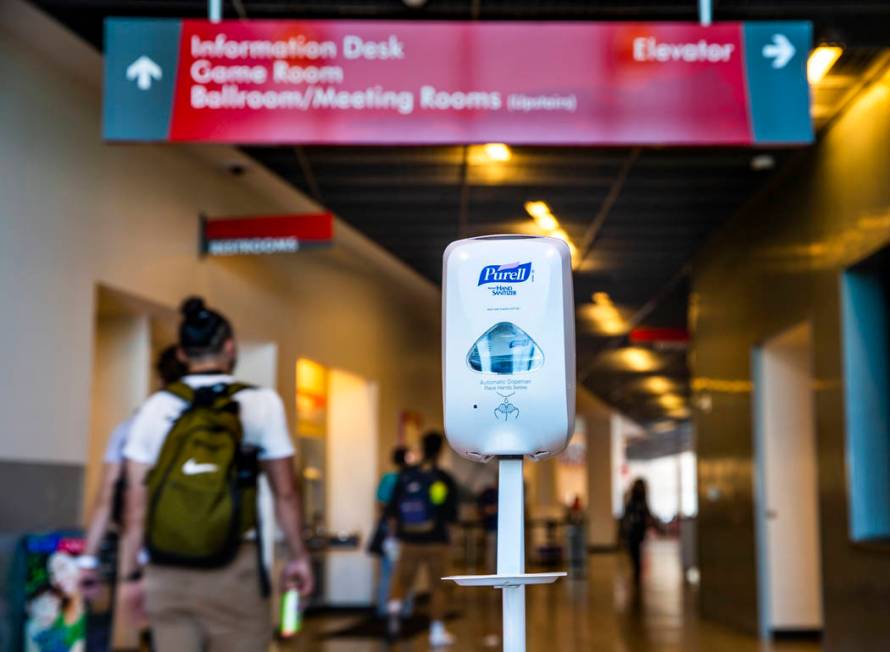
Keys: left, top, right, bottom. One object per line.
{"left": 182, "top": 458, "right": 219, "bottom": 476}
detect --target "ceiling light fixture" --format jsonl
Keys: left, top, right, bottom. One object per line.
{"left": 577, "top": 292, "right": 628, "bottom": 336}
{"left": 523, "top": 201, "right": 580, "bottom": 267}
{"left": 750, "top": 154, "right": 775, "bottom": 171}
{"left": 599, "top": 346, "right": 662, "bottom": 373}
{"left": 524, "top": 200, "right": 557, "bottom": 230}
{"left": 638, "top": 375, "right": 676, "bottom": 394}
{"left": 808, "top": 45, "right": 843, "bottom": 84}
{"left": 592, "top": 292, "right": 612, "bottom": 305}
{"left": 667, "top": 407, "right": 692, "bottom": 420}
{"left": 657, "top": 393, "right": 686, "bottom": 410}
{"left": 483, "top": 142, "right": 512, "bottom": 162}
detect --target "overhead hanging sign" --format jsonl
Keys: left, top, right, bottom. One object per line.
{"left": 201, "top": 213, "right": 333, "bottom": 256}
{"left": 104, "top": 19, "right": 812, "bottom": 146}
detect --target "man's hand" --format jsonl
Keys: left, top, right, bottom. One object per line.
{"left": 281, "top": 555, "right": 314, "bottom": 597}
{"left": 120, "top": 578, "right": 147, "bottom": 623}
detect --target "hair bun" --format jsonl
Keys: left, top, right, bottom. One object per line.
{"left": 181, "top": 296, "right": 206, "bottom": 320}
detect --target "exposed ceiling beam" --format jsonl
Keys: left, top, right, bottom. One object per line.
{"left": 578, "top": 147, "right": 640, "bottom": 263}
{"left": 293, "top": 146, "right": 324, "bottom": 205}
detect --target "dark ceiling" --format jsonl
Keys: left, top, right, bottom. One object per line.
{"left": 31, "top": 0, "right": 890, "bottom": 428}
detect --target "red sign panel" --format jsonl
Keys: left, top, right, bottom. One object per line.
{"left": 105, "top": 19, "right": 813, "bottom": 145}
{"left": 202, "top": 213, "right": 333, "bottom": 255}
{"left": 630, "top": 327, "right": 690, "bottom": 349}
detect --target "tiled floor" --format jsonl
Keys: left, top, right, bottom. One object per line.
{"left": 284, "top": 540, "right": 821, "bottom": 651}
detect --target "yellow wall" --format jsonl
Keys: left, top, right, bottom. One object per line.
{"left": 692, "top": 61, "right": 890, "bottom": 639}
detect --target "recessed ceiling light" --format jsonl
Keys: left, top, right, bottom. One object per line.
{"left": 637, "top": 376, "right": 676, "bottom": 394}
{"left": 808, "top": 45, "right": 843, "bottom": 84}
{"left": 750, "top": 154, "right": 775, "bottom": 171}
{"left": 656, "top": 393, "right": 686, "bottom": 410}
{"left": 483, "top": 143, "right": 512, "bottom": 162}
{"left": 598, "top": 347, "right": 663, "bottom": 372}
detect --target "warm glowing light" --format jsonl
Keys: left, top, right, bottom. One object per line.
{"left": 296, "top": 358, "right": 327, "bottom": 395}
{"left": 578, "top": 291, "right": 628, "bottom": 335}
{"left": 667, "top": 407, "right": 692, "bottom": 419}
{"left": 598, "top": 347, "right": 662, "bottom": 372}
{"left": 808, "top": 45, "right": 843, "bottom": 84}
{"left": 623, "top": 348, "right": 656, "bottom": 371}
{"left": 535, "top": 213, "right": 558, "bottom": 231}
{"left": 525, "top": 200, "right": 553, "bottom": 220}
{"left": 657, "top": 393, "right": 686, "bottom": 410}
{"left": 593, "top": 292, "right": 612, "bottom": 305}
{"left": 523, "top": 202, "right": 579, "bottom": 267}
{"left": 524, "top": 201, "right": 559, "bottom": 231}
{"left": 303, "top": 466, "right": 322, "bottom": 481}
{"left": 483, "top": 142, "right": 512, "bottom": 162}
{"left": 638, "top": 376, "right": 676, "bottom": 394}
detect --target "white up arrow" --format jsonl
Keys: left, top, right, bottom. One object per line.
{"left": 762, "top": 34, "right": 796, "bottom": 69}
{"left": 126, "top": 56, "right": 162, "bottom": 90}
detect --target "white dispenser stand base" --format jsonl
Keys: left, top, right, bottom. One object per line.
{"left": 444, "top": 457, "right": 566, "bottom": 652}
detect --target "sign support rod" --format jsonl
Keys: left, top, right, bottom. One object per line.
{"left": 209, "top": 0, "right": 222, "bottom": 23}
{"left": 498, "top": 457, "right": 526, "bottom": 652}
{"left": 699, "top": 0, "right": 712, "bottom": 26}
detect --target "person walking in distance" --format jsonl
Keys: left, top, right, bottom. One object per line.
{"left": 119, "top": 297, "right": 314, "bottom": 651}
{"left": 77, "top": 346, "right": 186, "bottom": 650}
{"left": 386, "top": 431, "right": 458, "bottom": 647}
{"left": 371, "top": 445, "right": 412, "bottom": 618}
{"left": 620, "top": 478, "right": 658, "bottom": 588}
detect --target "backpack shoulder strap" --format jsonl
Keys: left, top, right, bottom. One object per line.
{"left": 164, "top": 381, "right": 194, "bottom": 403}
{"left": 225, "top": 382, "right": 255, "bottom": 397}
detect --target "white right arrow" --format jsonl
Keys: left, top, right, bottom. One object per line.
{"left": 762, "top": 34, "right": 796, "bottom": 69}
{"left": 126, "top": 55, "right": 162, "bottom": 91}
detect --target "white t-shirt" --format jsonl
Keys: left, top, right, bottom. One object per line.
{"left": 124, "top": 374, "right": 295, "bottom": 466}
{"left": 104, "top": 415, "right": 135, "bottom": 464}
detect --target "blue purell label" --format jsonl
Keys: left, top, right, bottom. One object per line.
{"left": 477, "top": 262, "right": 532, "bottom": 286}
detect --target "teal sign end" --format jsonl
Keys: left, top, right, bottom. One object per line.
{"left": 103, "top": 18, "right": 181, "bottom": 141}
{"left": 744, "top": 21, "right": 814, "bottom": 145}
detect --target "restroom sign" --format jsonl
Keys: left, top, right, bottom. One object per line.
{"left": 104, "top": 18, "right": 813, "bottom": 146}
{"left": 201, "top": 213, "right": 333, "bottom": 256}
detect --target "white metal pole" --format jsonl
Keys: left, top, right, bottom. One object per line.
{"left": 209, "top": 0, "right": 222, "bottom": 22}
{"left": 699, "top": 0, "right": 712, "bottom": 26}
{"left": 498, "top": 457, "right": 526, "bottom": 652}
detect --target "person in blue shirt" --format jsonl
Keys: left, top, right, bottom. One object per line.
{"left": 373, "top": 446, "right": 412, "bottom": 617}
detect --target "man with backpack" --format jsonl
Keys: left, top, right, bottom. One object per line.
{"left": 386, "top": 431, "right": 458, "bottom": 647}
{"left": 118, "top": 297, "right": 313, "bottom": 651}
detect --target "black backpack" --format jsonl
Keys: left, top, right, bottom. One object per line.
{"left": 395, "top": 467, "right": 438, "bottom": 534}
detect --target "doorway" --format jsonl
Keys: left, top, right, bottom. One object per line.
{"left": 295, "top": 358, "right": 380, "bottom": 607}
{"left": 752, "top": 322, "right": 823, "bottom": 636}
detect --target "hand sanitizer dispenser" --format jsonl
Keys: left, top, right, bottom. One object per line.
{"left": 442, "top": 235, "right": 576, "bottom": 461}
{"left": 442, "top": 235, "right": 576, "bottom": 652}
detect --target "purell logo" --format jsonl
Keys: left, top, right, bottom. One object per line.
{"left": 477, "top": 262, "right": 532, "bottom": 286}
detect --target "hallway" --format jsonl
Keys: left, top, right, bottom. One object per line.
{"left": 289, "top": 540, "right": 821, "bottom": 651}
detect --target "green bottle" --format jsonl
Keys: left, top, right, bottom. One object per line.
{"left": 279, "top": 588, "right": 302, "bottom": 638}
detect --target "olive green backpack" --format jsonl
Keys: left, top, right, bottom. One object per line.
{"left": 145, "top": 381, "right": 258, "bottom": 568}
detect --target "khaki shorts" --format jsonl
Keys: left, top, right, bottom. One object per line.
{"left": 390, "top": 543, "right": 451, "bottom": 621}
{"left": 145, "top": 545, "right": 270, "bottom": 652}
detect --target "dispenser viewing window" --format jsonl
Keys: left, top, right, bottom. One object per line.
{"left": 467, "top": 322, "right": 545, "bottom": 374}
{"left": 442, "top": 236, "right": 576, "bottom": 461}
